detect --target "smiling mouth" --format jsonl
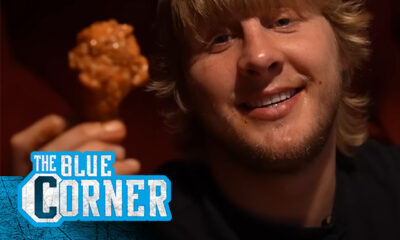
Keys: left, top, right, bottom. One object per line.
{"left": 241, "top": 88, "right": 303, "bottom": 109}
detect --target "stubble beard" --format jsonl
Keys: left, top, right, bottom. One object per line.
{"left": 206, "top": 92, "right": 340, "bottom": 176}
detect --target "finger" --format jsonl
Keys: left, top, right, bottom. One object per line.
{"left": 10, "top": 114, "right": 67, "bottom": 153}
{"left": 73, "top": 141, "right": 126, "bottom": 160}
{"left": 113, "top": 159, "right": 141, "bottom": 175}
{"left": 40, "top": 120, "right": 126, "bottom": 151}
{"left": 10, "top": 114, "right": 67, "bottom": 176}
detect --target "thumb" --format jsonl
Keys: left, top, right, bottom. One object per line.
{"left": 113, "top": 159, "right": 141, "bottom": 175}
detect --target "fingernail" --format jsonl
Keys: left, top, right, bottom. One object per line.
{"left": 126, "top": 159, "right": 141, "bottom": 169}
{"left": 103, "top": 120, "right": 123, "bottom": 132}
{"left": 113, "top": 145, "right": 125, "bottom": 158}
{"left": 48, "top": 114, "right": 66, "bottom": 127}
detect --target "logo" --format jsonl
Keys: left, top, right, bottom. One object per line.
{"left": 18, "top": 151, "right": 171, "bottom": 227}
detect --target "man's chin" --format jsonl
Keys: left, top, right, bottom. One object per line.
{"left": 245, "top": 138, "right": 328, "bottom": 175}
{"left": 213, "top": 120, "right": 335, "bottom": 176}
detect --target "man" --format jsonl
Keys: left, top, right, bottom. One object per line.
{"left": 8, "top": 0, "right": 400, "bottom": 239}
{"left": 143, "top": 0, "right": 400, "bottom": 239}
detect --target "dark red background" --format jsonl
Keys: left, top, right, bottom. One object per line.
{"left": 1, "top": 0, "right": 399, "bottom": 175}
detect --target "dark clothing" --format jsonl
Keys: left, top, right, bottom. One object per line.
{"left": 146, "top": 140, "right": 400, "bottom": 239}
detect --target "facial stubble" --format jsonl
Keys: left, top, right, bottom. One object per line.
{"left": 205, "top": 87, "right": 341, "bottom": 176}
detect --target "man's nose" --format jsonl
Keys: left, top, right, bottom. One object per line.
{"left": 237, "top": 18, "right": 284, "bottom": 78}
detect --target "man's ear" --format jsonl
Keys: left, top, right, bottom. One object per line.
{"left": 175, "top": 78, "right": 192, "bottom": 114}
{"left": 175, "top": 90, "right": 189, "bottom": 114}
{"left": 179, "top": 70, "right": 200, "bottom": 114}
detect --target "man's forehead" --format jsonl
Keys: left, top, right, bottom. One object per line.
{"left": 173, "top": 0, "right": 320, "bottom": 28}
{"left": 174, "top": 0, "right": 323, "bottom": 43}
{"left": 176, "top": 0, "right": 321, "bottom": 45}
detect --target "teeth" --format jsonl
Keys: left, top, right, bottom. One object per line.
{"left": 271, "top": 94, "right": 280, "bottom": 104}
{"left": 246, "top": 89, "right": 297, "bottom": 108}
{"left": 279, "top": 93, "right": 286, "bottom": 101}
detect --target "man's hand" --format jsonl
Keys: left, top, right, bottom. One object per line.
{"left": 10, "top": 114, "right": 140, "bottom": 176}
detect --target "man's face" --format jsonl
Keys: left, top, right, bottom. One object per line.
{"left": 184, "top": 6, "right": 343, "bottom": 172}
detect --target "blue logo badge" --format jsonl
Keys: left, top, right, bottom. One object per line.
{"left": 18, "top": 151, "right": 172, "bottom": 227}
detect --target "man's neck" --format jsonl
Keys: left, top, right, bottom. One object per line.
{"left": 208, "top": 134, "right": 336, "bottom": 227}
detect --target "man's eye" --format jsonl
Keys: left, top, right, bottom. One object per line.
{"left": 202, "top": 30, "right": 235, "bottom": 53}
{"left": 212, "top": 34, "right": 232, "bottom": 45}
{"left": 274, "top": 18, "right": 291, "bottom": 27}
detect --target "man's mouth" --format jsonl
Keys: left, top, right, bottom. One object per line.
{"left": 242, "top": 88, "right": 302, "bottom": 109}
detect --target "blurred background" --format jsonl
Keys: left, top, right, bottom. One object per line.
{"left": 1, "top": 0, "right": 399, "bottom": 175}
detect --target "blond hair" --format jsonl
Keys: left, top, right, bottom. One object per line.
{"left": 149, "top": 0, "right": 371, "bottom": 156}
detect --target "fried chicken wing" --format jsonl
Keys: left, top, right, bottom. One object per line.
{"left": 69, "top": 19, "right": 148, "bottom": 121}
